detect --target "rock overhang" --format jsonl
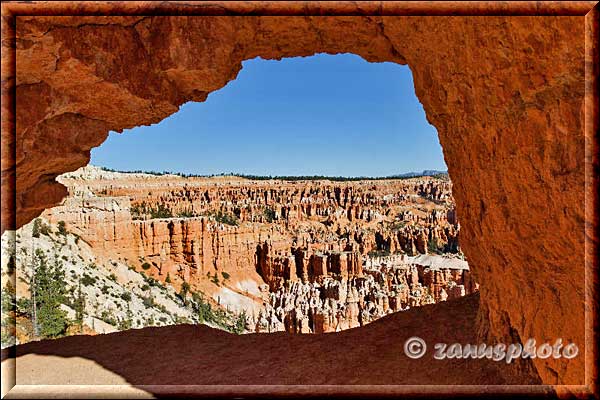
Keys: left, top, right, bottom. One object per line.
{"left": 2, "top": 2, "right": 597, "bottom": 388}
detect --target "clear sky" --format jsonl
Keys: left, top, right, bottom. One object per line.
{"left": 91, "top": 53, "right": 446, "bottom": 177}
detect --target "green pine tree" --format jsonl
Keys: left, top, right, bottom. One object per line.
{"left": 32, "top": 249, "right": 70, "bottom": 338}
{"left": 233, "top": 310, "right": 247, "bottom": 334}
{"left": 180, "top": 281, "right": 190, "bottom": 306}
{"left": 73, "top": 279, "right": 86, "bottom": 333}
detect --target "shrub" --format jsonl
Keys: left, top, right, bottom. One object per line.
{"left": 142, "top": 296, "right": 154, "bottom": 308}
{"left": 117, "top": 310, "right": 133, "bottom": 330}
{"left": 120, "top": 292, "right": 132, "bottom": 302}
{"left": 181, "top": 281, "right": 190, "bottom": 293}
{"left": 32, "top": 218, "right": 48, "bottom": 238}
{"left": 165, "top": 273, "right": 171, "bottom": 283}
{"left": 177, "top": 208, "right": 195, "bottom": 218}
{"left": 192, "top": 292, "right": 216, "bottom": 325}
{"left": 216, "top": 211, "right": 238, "bottom": 226}
{"left": 174, "top": 315, "right": 191, "bottom": 324}
{"left": 145, "top": 276, "right": 159, "bottom": 287}
{"left": 150, "top": 203, "right": 173, "bottom": 219}
{"left": 81, "top": 273, "right": 96, "bottom": 287}
{"left": 109, "top": 273, "right": 117, "bottom": 282}
{"left": 131, "top": 202, "right": 173, "bottom": 220}
{"left": 1, "top": 281, "right": 16, "bottom": 314}
{"left": 141, "top": 262, "right": 151, "bottom": 270}
{"left": 232, "top": 310, "right": 247, "bottom": 334}
{"left": 5, "top": 255, "right": 16, "bottom": 275}
{"left": 367, "top": 249, "right": 391, "bottom": 257}
{"left": 221, "top": 272, "right": 230, "bottom": 280}
{"left": 389, "top": 220, "right": 407, "bottom": 231}
{"left": 16, "top": 297, "right": 32, "bottom": 317}
{"left": 427, "top": 240, "right": 444, "bottom": 255}
{"left": 130, "top": 202, "right": 146, "bottom": 220}
{"left": 263, "top": 207, "right": 276, "bottom": 223}
{"left": 155, "top": 303, "right": 168, "bottom": 313}
{"left": 57, "top": 221, "right": 67, "bottom": 236}
{"left": 100, "top": 310, "right": 118, "bottom": 326}
{"left": 204, "top": 211, "right": 239, "bottom": 226}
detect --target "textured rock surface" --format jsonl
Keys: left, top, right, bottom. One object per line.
{"left": 260, "top": 255, "right": 477, "bottom": 334}
{"left": 2, "top": 9, "right": 593, "bottom": 386}
{"left": 40, "top": 166, "right": 469, "bottom": 333}
{"left": 1, "top": 221, "right": 208, "bottom": 345}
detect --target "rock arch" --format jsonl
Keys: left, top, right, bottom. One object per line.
{"left": 2, "top": 3, "right": 597, "bottom": 387}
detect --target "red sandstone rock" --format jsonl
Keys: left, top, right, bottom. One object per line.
{"left": 40, "top": 166, "right": 471, "bottom": 335}
{"left": 1, "top": 9, "right": 592, "bottom": 386}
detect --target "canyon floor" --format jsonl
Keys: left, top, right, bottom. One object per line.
{"left": 2, "top": 293, "right": 550, "bottom": 398}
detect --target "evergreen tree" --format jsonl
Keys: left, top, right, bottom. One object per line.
{"left": 0, "top": 280, "right": 16, "bottom": 347}
{"left": 32, "top": 249, "right": 70, "bottom": 338}
{"left": 233, "top": 310, "right": 247, "bottom": 334}
{"left": 180, "top": 281, "right": 190, "bottom": 306}
{"left": 73, "top": 279, "right": 86, "bottom": 333}
{"left": 32, "top": 219, "right": 41, "bottom": 238}
{"left": 57, "top": 221, "right": 67, "bottom": 236}
{"left": 5, "top": 255, "right": 16, "bottom": 275}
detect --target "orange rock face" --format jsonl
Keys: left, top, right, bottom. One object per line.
{"left": 2, "top": 7, "right": 594, "bottom": 386}
{"left": 42, "top": 166, "right": 472, "bottom": 334}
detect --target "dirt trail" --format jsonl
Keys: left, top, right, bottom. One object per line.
{"left": 2, "top": 294, "right": 553, "bottom": 398}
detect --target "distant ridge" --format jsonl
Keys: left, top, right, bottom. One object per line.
{"left": 388, "top": 170, "right": 448, "bottom": 178}
{"left": 95, "top": 165, "right": 448, "bottom": 182}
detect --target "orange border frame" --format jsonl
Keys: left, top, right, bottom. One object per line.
{"left": 1, "top": 1, "right": 598, "bottom": 399}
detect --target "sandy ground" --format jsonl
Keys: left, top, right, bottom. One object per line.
{"left": 2, "top": 355, "right": 153, "bottom": 398}
{"left": 2, "top": 294, "right": 555, "bottom": 398}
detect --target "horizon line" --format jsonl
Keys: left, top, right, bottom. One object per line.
{"left": 89, "top": 165, "right": 448, "bottom": 180}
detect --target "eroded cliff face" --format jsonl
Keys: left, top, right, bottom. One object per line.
{"left": 3, "top": 13, "right": 590, "bottom": 385}
{"left": 40, "top": 166, "right": 471, "bottom": 333}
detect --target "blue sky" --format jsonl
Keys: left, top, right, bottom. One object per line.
{"left": 91, "top": 53, "right": 446, "bottom": 177}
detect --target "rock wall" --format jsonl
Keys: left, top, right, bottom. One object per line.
{"left": 2, "top": 5, "right": 595, "bottom": 385}
{"left": 42, "top": 194, "right": 287, "bottom": 285}
{"left": 44, "top": 167, "right": 460, "bottom": 288}
{"left": 39, "top": 166, "right": 471, "bottom": 334}
{"left": 258, "top": 253, "right": 476, "bottom": 334}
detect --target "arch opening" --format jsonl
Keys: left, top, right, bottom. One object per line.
{"left": 4, "top": 12, "right": 588, "bottom": 387}
{"left": 3, "top": 54, "right": 477, "bottom": 340}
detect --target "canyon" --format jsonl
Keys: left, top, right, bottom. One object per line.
{"left": 2, "top": 165, "right": 477, "bottom": 341}
{"left": 2, "top": 6, "right": 594, "bottom": 389}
